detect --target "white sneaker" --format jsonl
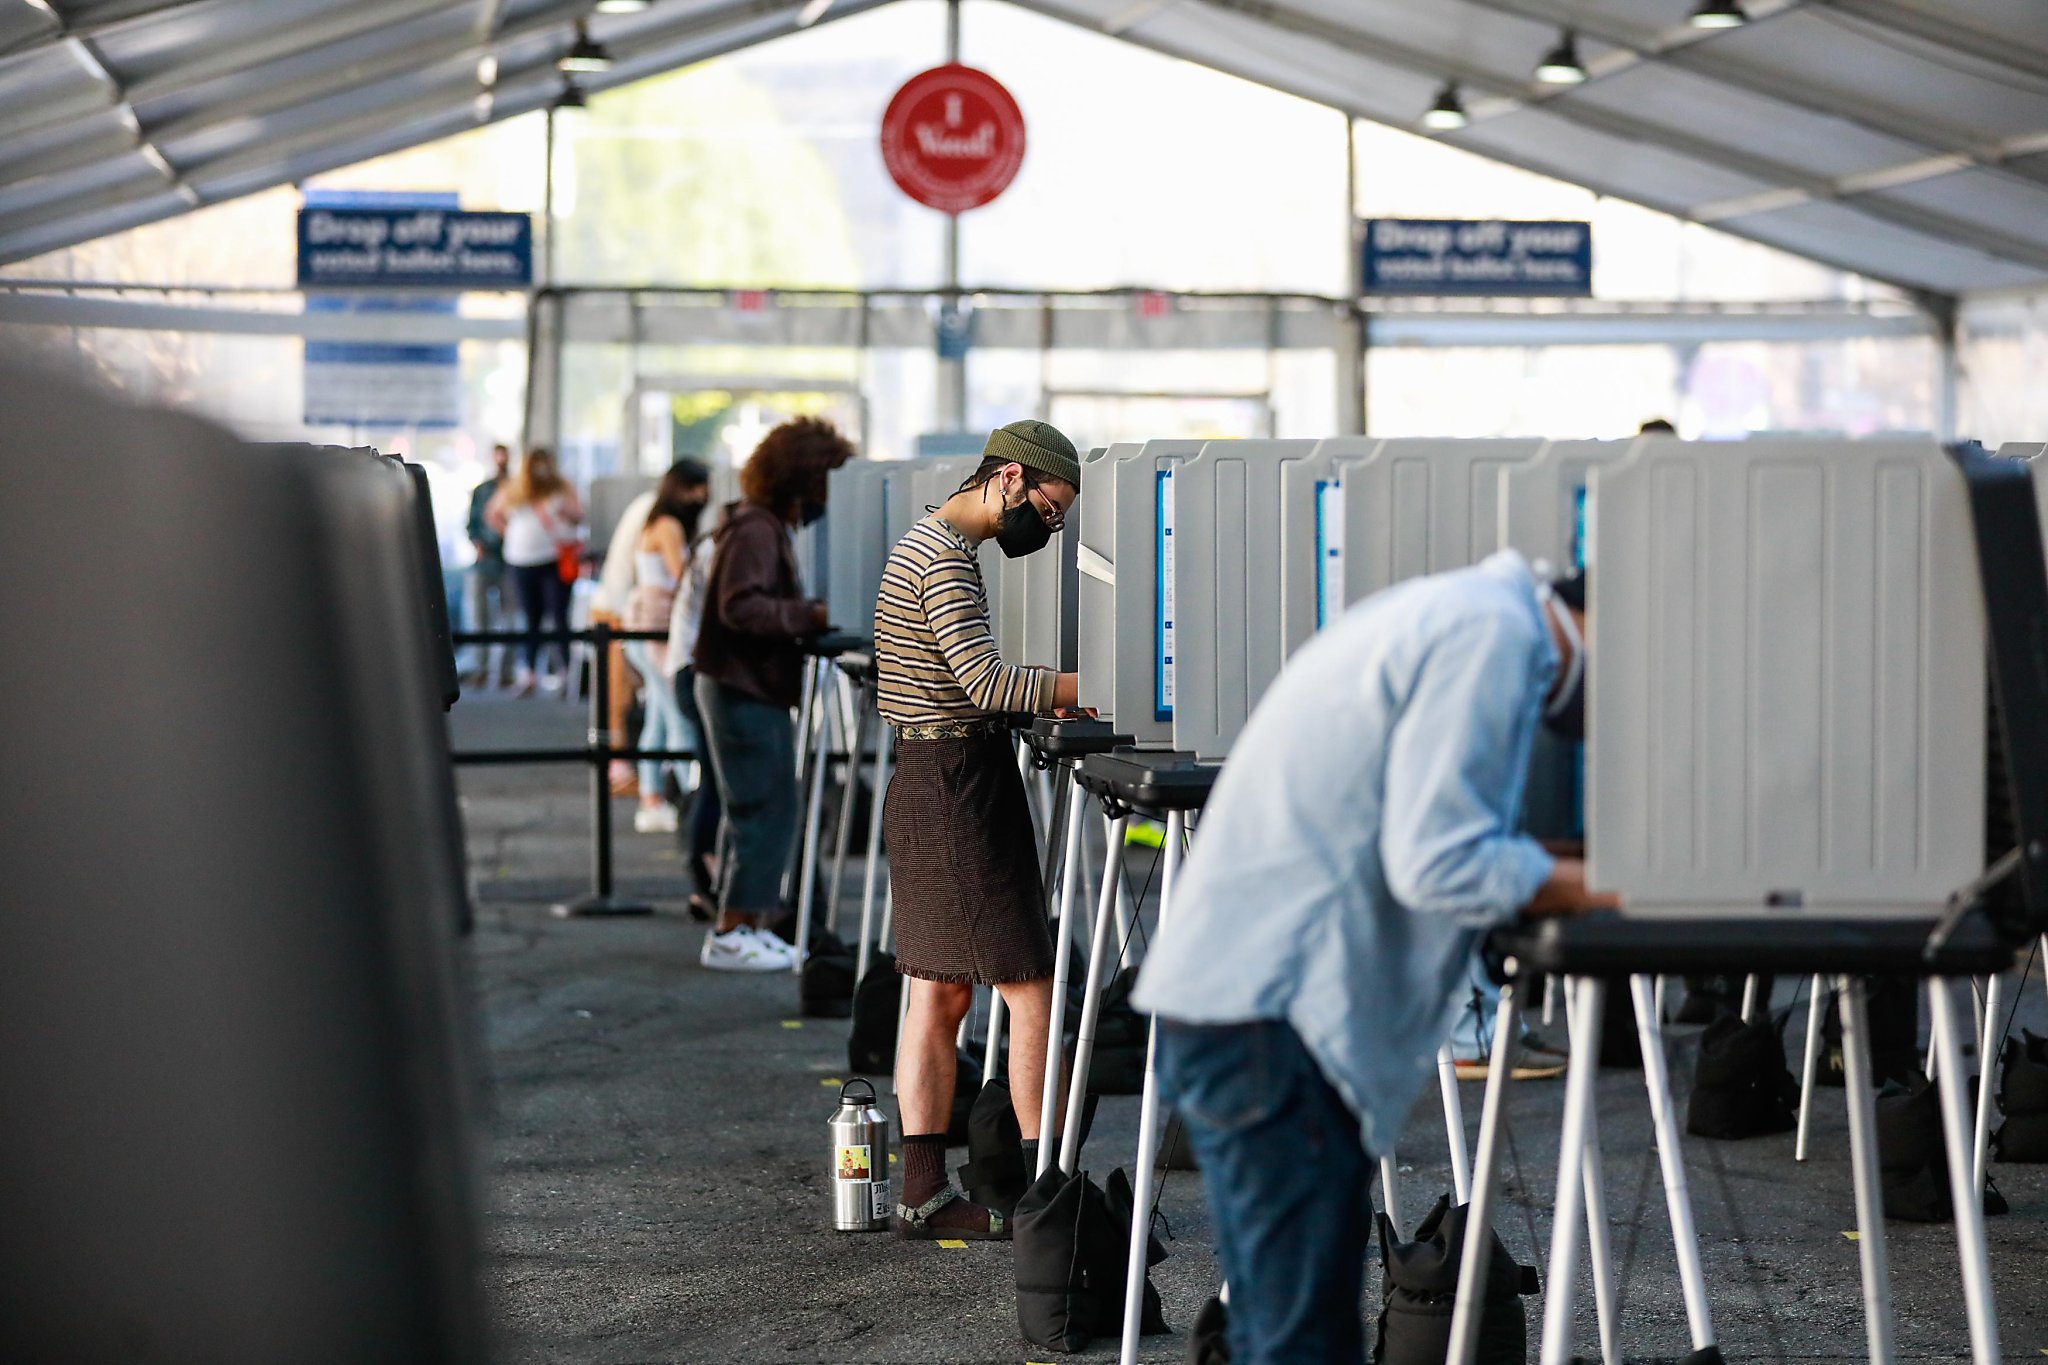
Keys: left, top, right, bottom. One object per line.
{"left": 633, "top": 805, "right": 679, "bottom": 834}
{"left": 701, "top": 927, "right": 793, "bottom": 973}
{"left": 748, "top": 926, "right": 802, "bottom": 965}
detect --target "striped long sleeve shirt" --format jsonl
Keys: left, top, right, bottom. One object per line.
{"left": 875, "top": 515, "right": 1055, "bottom": 725}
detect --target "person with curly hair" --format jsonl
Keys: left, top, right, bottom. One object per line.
{"left": 691, "top": 416, "right": 852, "bottom": 972}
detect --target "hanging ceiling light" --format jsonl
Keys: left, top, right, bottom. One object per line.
{"left": 594, "top": 0, "right": 652, "bottom": 12}
{"left": 1422, "top": 81, "right": 1469, "bottom": 131}
{"left": 1534, "top": 28, "right": 1587, "bottom": 84}
{"left": 1688, "top": 0, "right": 1749, "bottom": 27}
{"left": 558, "top": 22, "right": 613, "bottom": 74}
{"left": 555, "top": 78, "right": 589, "bottom": 111}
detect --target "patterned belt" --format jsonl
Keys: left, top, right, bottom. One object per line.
{"left": 893, "top": 718, "right": 1008, "bottom": 741}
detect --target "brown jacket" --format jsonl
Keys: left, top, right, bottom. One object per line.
{"left": 692, "top": 500, "right": 821, "bottom": 707}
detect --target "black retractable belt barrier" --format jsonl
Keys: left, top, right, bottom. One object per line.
{"left": 449, "top": 622, "right": 700, "bottom": 918}
{"left": 3, "top": 381, "right": 487, "bottom": 1362}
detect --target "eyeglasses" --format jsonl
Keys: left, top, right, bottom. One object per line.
{"left": 1024, "top": 482, "right": 1066, "bottom": 533}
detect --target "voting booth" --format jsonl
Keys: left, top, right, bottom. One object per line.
{"left": 1587, "top": 436, "right": 1984, "bottom": 914}
{"left": 1325, "top": 437, "right": 1544, "bottom": 603}
{"left": 825, "top": 460, "right": 893, "bottom": 640}
{"left": 1076, "top": 440, "right": 1204, "bottom": 746}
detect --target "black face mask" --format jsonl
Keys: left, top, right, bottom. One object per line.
{"left": 995, "top": 497, "right": 1052, "bottom": 559}
{"left": 799, "top": 499, "right": 827, "bottom": 526}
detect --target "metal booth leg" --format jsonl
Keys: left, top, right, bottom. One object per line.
{"left": 1539, "top": 976, "right": 1605, "bottom": 1365}
{"left": 789, "top": 661, "right": 837, "bottom": 972}
{"left": 1038, "top": 765, "right": 1089, "bottom": 1176}
{"left": 1628, "top": 974, "right": 1717, "bottom": 1357}
{"left": 1929, "top": 978, "right": 2001, "bottom": 1365}
{"left": 1118, "top": 809, "right": 1186, "bottom": 1365}
{"left": 1797, "top": 974, "right": 1829, "bottom": 1162}
{"left": 1975, "top": 972, "right": 2003, "bottom": 1194}
{"left": 1059, "top": 813, "right": 1130, "bottom": 1174}
{"left": 984, "top": 988, "right": 1008, "bottom": 1082}
{"left": 1436, "top": 1042, "right": 1473, "bottom": 1204}
{"left": 1838, "top": 975, "right": 1897, "bottom": 1365}
{"left": 1380, "top": 1154, "right": 1403, "bottom": 1232}
{"left": 1447, "top": 984, "right": 1522, "bottom": 1365}
{"left": 1571, "top": 981, "right": 1620, "bottom": 1365}
{"left": 823, "top": 673, "right": 872, "bottom": 936}
{"left": 854, "top": 730, "right": 893, "bottom": 984}
{"left": 1740, "top": 973, "right": 1761, "bottom": 1023}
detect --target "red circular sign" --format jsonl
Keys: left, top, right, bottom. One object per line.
{"left": 880, "top": 64, "right": 1026, "bottom": 215}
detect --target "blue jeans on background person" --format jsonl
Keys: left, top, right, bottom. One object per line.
{"left": 674, "top": 666, "right": 723, "bottom": 872}
{"left": 624, "top": 641, "right": 691, "bottom": 798}
{"left": 692, "top": 675, "right": 796, "bottom": 917}
{"left": 463, "top": 558, "right": 510, "bottom": 679}
{"left": 1156, "top": 1018, "right": 1375, "bottom": 1365}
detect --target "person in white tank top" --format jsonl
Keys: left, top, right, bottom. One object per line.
{"left": 486, "top": 448, "right": 584, "bottom": 695}
{"left": 623, "top": 461, "right": 712, "bottom": 836}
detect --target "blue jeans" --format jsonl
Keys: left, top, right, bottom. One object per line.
{"left": 624, "top": 641, "right": 692, "bottom": 798}
{"left": 692, "top": 676, "right": 796, "bottom": 916}
{"left": 1157, "top": 1019, "right": 1374, "bottom": 1364}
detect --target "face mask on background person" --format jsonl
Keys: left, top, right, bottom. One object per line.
{"left": 1539, "top": 584, "right": 1585, "bottom": 741}
{"left": 993, "top": 473, "right": 1053, "bottom": 559}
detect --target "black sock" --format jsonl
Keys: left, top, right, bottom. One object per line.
{"left": 901, "top": 1133, "right": 949, "bottom": 1207}
{"left": 1021, "top": 1138, "right": 1040, "bottom": 1175}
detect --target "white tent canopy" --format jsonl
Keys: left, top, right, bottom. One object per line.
{"left": 2, "top": 0, "right": 2045, "bottom": 301}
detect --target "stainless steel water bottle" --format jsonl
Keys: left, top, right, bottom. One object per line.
{"left": 829, "top": 1078, "right": 891, "bottom": 1231}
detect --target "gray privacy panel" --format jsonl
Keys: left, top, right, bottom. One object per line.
{"left": 1172, "top": 440, "right": 1315, "bottom": 761}
{"left": 1279, "top": 444, "right": 1347, "bottom": 656}
{"left": 1326, "top": 437, "right": 1545, "bottom": 605}
{"left": 1092, "top": 440, "right": 1202, "bottom": 744}
{"left": 993, "top": 518, "right": 1079, "bottom": 673}
{"left": 1497, "top": 439, "right": 1635, "bottom": 575}
{"left": 1587, "top": 437, "right": 1985, "bottom": 912}
{"left": 825, "top": 460, "right": 891, "bottom": 637}
{"left": 1077, "top": 443, "right": 1126, "bottom": 718}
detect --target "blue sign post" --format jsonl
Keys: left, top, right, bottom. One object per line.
{"left": 1362, "top": 219, "right": 1591, "bottom": 296}
{"left": 299, "top": 191, "right": 504, "bottom": 430}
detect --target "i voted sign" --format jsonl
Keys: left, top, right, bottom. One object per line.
{"left": 299, "top": 207, "right": 532, "bottom": 289}
{"left": 1363, "top": 219, "right": 1591, "bottom": 297}
{"left": 880, "top": 65, "right": 1025, "bottom": 215}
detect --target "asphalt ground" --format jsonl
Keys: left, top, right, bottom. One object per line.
{"left": 452, "top": 691, "right": 2048, "bottom": 1363}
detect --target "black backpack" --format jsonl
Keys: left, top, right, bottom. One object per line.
{"left": 1994, "top": 1029, "right": 2048, "bottom": 1162}
{"left": 846, "top": 952, "right": 898, "bottom": 1075}
{"left": 1185, "top": 1295, "right": 1230, "bottom": 1364}
{"left": 798, "top": 929, "right": 856, "bottom": 1019}
{"left": 959, "top": 1077, "right": 1029, "bottom": 1217}
{"left": 1013, "top": 1164, "right": 1168, "bottom": 1353}
{"left": 1876, "top": 1077, "right": 2009, "bottom": 1222}
{"left": 1065, "top": 966, "right": 1149, "bottom": 1096}
{"left": 1686, "top": 1011, "right": 1799, "bottom": 1140}
{"left": 1374, "top": 1194, "right": 1535, "bottom": 1365}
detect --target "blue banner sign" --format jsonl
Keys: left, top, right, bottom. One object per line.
{"left": 1362, "top": 218, "right": 1591, "bottom": 296}
{"left": 298, "top": 206, "right": 532, "bottom": 289}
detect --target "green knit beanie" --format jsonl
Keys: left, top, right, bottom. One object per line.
{"left": 984, "top": 419, "right": 1082, "bottom": 490}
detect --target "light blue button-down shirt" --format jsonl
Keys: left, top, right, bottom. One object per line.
{"left": 1131, "top": 550, "right": 1559, "bottom": 1156}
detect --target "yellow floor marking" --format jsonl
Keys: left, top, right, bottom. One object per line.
{"left": 1843, "top": 1230, "right": 1861, "bottom": 1241}
{"left": 782, "top": 1020, "right": 803, "bottom": 1029}
{"left": 937, "top": 1238, "right": 967, "bottom": 1249}
{"left": 889, "top": 1153, "right": 899, "bottom": 1163}
{"left": 820, "top": 1077, "right": 843, "bottom": 1087}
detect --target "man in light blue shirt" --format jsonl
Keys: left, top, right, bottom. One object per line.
{"left": 1132, "top": 550, "right": 1612, "bottom": 1363}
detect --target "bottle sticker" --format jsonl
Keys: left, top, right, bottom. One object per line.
{"left": 872, "top": 1174, "right": 891, "bottom": 1220}
{"left": 836, "top": 1143, "right": 872, "bottom": 1182}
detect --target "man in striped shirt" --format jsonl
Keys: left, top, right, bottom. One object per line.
{"left": 872, "top": 422, "right": 1082, "bottom": 1239}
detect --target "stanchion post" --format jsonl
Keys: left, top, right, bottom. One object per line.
{"left": 553, "top": 619, "right": 653, "bottom": 917}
